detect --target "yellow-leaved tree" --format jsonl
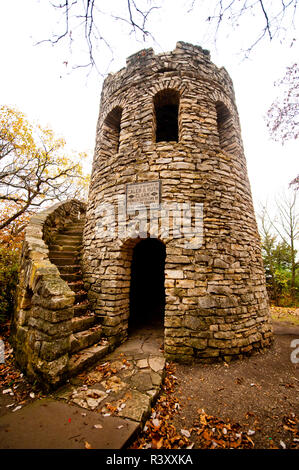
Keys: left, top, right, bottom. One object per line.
{"left": 0, "top": 104, "right": 89, "bottom": 231}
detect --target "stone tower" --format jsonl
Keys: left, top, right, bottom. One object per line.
{"left": 83, "top": 41, "right": 273, "bottom": 363}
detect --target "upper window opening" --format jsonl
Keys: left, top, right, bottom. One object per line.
{"left": 157, "top": 68, "right": 176, "bottom": 73}
{"left": 104, "top": 106, "right": 122, "bottom": 153}
{"left": 215, "top": 101, "right": 235, "bottom": 154}
{"left": 154, "top": 89, "right": 179, "bottom": 143}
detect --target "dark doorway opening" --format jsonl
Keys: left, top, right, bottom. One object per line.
{"left": 129, "top": 238, "right": 166, "bottom": 330}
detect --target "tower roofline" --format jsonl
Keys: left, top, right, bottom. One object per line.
{"left": 103, "top": 41, "right": 234, "bottom": 94}
{"left": 125, "top": 41, "right": 211, "bottom": 68}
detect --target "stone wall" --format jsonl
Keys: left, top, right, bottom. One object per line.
{"left": 83, "top": 41, "right": 273, "bottom": 362}
{"left": 11, "top": 200, "right": 86, "bottom": 389}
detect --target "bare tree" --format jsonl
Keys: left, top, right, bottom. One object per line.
{"left": 290, "top": 175, "right": 299, "bottom": 190}
{"left": 266, "top": 63, "right": 299, "bottom": 189}
{"left": 38, "top": 1, "right": 298, "bottom": 73}
{"left": 267, "top": 63, "right": 299, "bottom": 142}
{"left": 194, "top": 0, "right": 299, "bottom": 57}
{"left": 37, "top": 0, "right": 159, "bottom": 73}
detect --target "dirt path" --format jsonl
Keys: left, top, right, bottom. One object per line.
{"left": 131, "top": 316, "right": 299, "bottom": 450}
{"left": 170, "top": 332, "right": 298, "bottom": 449}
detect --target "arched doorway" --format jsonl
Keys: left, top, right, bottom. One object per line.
{"left": 129, "top": 238, "right": 166, "bottom": 331}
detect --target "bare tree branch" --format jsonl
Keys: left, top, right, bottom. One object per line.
{"left": 267, "top": 63, "right": 299, "bottom": 142}
{"left": 36, "top": 0, "right": 160, "bottom": 73}
{"left": 189, "top": 0, "right": 298, "bottom": 57}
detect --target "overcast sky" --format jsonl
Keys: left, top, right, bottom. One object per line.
{"left": 0, "top": 0, "right": 298, "bottom": 213}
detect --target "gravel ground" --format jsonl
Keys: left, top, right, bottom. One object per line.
{"left": 132, "top": 311, "right": 299, "bottom": 450}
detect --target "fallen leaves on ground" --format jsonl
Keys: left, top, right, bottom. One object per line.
{"left": 130, "top": 363, "right": 189, "bottom": 449}
{"left": 0, "top": 322, "right": 41, "bottom": 406}
{"left": 78, "top": 361, "right": 113, "bottom": 385}
{"left": 191, "top": 409, "right": 255, "bottom": 449}
{"left": 79, "top": 355, "right": 131, "bottom": 386}
{"left": 101, "top": 391, "right": 131, "bottom": 416}
{"left": 282, "top": 414, "right": 299, "bottom": 448}
{"left": 131, "top": 362, "right": 258, "bottom": 449}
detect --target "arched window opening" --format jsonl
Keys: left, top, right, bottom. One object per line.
{"left": 215, "top": 102, "right": 235, "bottom": 154}
{"left": 154, "top": 89, "right": 179, "bottom": 143}
{"left": 104, "top": 106, "right": 122, "bottom": 153}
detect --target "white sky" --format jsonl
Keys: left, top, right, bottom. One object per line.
{"left": 0, "top": 0, "right": 298, "bottom": 214}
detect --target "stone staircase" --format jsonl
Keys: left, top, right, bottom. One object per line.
{"left": 48, "top": 217, "right": 109, "bottom": 377}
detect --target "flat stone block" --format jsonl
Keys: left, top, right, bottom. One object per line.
{"left": 39, "top": 338, "right": 70, "bottom": 361}
{"left": 136, "top": 358, "right": 148, "bottom": 368}
{"left": 148, "top": 356, "right": 166, "bottom": 372}
{"left": 129, "top": 371, "right": 153, "bottom": 392}
{"left": 118, "top": 390, "right": 151, "bottom": 422}
{"left": 31, "top": 305, "right": 74, "bottom": 323}
{"left": 165, "top": 269, "right": 184, "bottom": 279}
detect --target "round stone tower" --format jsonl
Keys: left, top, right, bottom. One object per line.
{"left": 83, "top": 41, "right": 273, "bottom": 363}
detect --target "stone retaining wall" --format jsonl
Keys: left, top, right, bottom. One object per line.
{"left": 11, "top": 200, "right": 86, "bottom": 389}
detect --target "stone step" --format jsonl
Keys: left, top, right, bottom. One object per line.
{"left": 68, "top": 343, "right": 110, "bottom": 376}
{"left": 67, "top": 281, "right": 85, "bottom": 293}
{"left": 67, "top": 219, "right": 86, "bottom": 225}
{"left": 49, "top": 257, "right": 78, "bottom": 266}
{"left": 60, "top": 272, "right": 82, "bottom": 282}
{"left": 70, "top": 325, "right": 103, "bottom": 354}
{"left": 55, "top": 235, "right": 82, "bottom": 244}
{"left": 49, "top": 251, "right": 80, "bottom": 258}
{"left": 49, "top": 244, "right": 82, "bottom": 251}
{"left": 65, "top": 223, "right": 85, "bottom": 230}
{"left": 68, "top": 229, "right": 84, "bottom": 233}
{"left": 60, "top": 229, "right": 84, "bottom": 236}
{"left": 75, "top": 291, "right": 88, "bottom": 304}
{"left": 57, "top": 265, "right": 82, "bottom": 274}
{"left": 73, "top": 302, "right": 89, "bottom": 317}
{"left": 72, "top": 314, "right": 96, "bottom": 333}
{"left": 56, "top": 230, "right": 83, "bottom": 237}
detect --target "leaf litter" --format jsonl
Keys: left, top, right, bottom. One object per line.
{"left": 130, "top": 363, "right": 269, "bottom": 449}
{"left": 131, "top": 363, "right": 257, "bottom": 449}
{"left": 0, "top": 322, "right": 42, "bottom": 408}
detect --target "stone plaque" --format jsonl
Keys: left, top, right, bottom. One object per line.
{"left": 126, "top": 180, "right": 161, "bottom": 210}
